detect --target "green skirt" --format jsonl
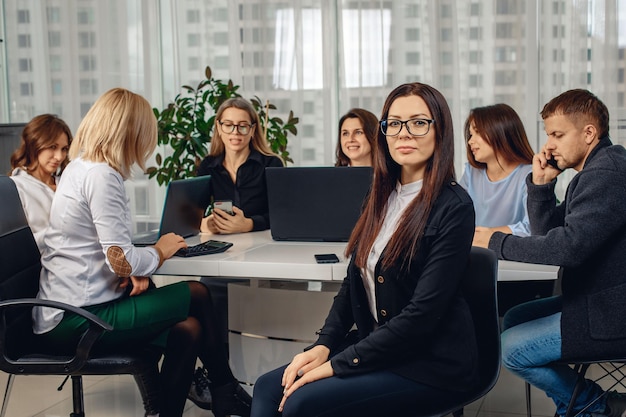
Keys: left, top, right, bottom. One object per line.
{"left": 39, "top": 281, "right": 191, "bottom": 353}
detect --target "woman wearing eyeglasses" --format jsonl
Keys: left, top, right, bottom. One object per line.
{"left": 197, "top": 97, "right": 283, "bottom": 235}
{"left": 193, "top": 97, "right": 283, "bottom": 411}
{"left": 251, "top": 83, "right": 477, "bottom": 417}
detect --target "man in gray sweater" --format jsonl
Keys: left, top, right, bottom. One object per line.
{"left": 475, "top": 89, "right": 626, "bottom": 417}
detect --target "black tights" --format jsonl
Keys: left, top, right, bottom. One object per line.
{"left": 160, "top": 281, "right": 235, "bottom": 417}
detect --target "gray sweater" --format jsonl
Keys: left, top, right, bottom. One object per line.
{"left": 489, "top": 137, "right": 626, "bottom": 360}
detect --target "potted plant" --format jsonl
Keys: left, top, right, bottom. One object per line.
{"left": 148, "top": 66, "right": 298, "bottom": 186}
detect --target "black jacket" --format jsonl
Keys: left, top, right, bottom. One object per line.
{"left": 489, "top": 137, "right": 626, "bottom": 360}
{"left": 312, "top": 180, "right": 479, "bottom": 392}
{"left": 197, "top": 149, "right": 283, "bottom": 231}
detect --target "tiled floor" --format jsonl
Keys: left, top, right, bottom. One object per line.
{"left": 0, "top": 364, "right": 564, "bottom": 417}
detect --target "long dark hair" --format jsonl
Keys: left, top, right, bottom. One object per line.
{"left": 464, "top": 103, "right": 534, "bottom": 170}
{"left": 335, "top": 108, "right": 378, "bottom": 166}
{"left": 346, "top": 83, "right": 456, "bottom": 271}
{"left": 9, "top": 114, "right": 73, "bottom": 175}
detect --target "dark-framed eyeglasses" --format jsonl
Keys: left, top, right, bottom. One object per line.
{"left": 218, "top": 121, "right": 255, "bottom": 135}
{"left": 379, "top": 118, "right": 435, "bottom": 137}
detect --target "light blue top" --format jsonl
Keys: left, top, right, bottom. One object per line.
{"left": 458, "top": 162, "right": 532, "bottom": 237}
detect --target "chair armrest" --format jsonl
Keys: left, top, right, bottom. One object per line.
{"left": 0, "top": 298, "right": 113, "bottom": 331}
{"left": 0, "top": 298, "right": 114, "bottom": 374}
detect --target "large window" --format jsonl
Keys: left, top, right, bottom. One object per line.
{"left": 1, "top": 0, "right": 625, "bottom": 225}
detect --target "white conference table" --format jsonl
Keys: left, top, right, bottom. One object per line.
{"left": 155, "top": 230, "right": 559, "bottom": 389}
{"left": 155, "top": 229, "right": 559, "bottom": 281}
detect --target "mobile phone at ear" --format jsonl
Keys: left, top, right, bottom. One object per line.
{"left": 214, "top": 200, "right": 234, "bottom": 215}
{"left": 315, "top": 254, "right": 340, "bottom": 264}
{"left": 547, "top": 156, "right": 563, "bottom": 172}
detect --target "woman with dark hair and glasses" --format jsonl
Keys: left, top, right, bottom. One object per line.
{"left": 335, "top": 108, "right": 378, "bottom": 167}
{"left": 251, "top": 83, "right": 478, "bottom": 417}
{"left": 459, "top": 103, "right": 535, "bottom": 244}
{"left": 197, "top": 97, "right": 283, "bottom": 235}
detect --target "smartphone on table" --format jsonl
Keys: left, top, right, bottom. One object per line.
{"left": 314, "top": 253, "right": 340, "bottom": 264}
{"left": 214, "top": 200, "right": 234, "bottom": 216}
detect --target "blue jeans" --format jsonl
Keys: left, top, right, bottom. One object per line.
{"left": 251, "top": 364, "right": 461, "bottom": 417}
{"left": 501, "top": 295, "right": 606, "bottom": 416}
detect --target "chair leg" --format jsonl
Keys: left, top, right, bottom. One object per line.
{"left": 70, "top": 375, "right": 85, "bottom": 417}
{"left": 525, "top": 381, "right": 532, "bottom": 417}
{"left": 564, "top": 364, "right": 591, "bottom": 417}
{"left": 0, "top": 374, "right": 14, "bottom": 417}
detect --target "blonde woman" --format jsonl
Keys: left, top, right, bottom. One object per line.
{"left": 192, "top": 96, "right": 283, "bottom": 409}
{"left": 197, "top": 97, "right": 283, "bottom": 234}
{"left": 33, "top": 88, "right": 251, "bottom": 417}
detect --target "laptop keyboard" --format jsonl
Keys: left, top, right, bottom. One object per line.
{"left": 174, "top": 240, "right": 233, "bottom": 257}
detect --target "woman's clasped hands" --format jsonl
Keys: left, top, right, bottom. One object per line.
{"left": 278, "top": 345, "right": 333, "bottom": 412}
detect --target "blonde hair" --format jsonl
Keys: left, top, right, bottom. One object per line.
{"left": 209, "top": 97, "right": 277, "bottom": 157}
{"left": 69, "top": 88, "right": 157, "bottom": 179}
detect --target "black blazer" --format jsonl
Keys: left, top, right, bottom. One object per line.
{"left": 312, "top": 180, "right": 479, "bottom": 392}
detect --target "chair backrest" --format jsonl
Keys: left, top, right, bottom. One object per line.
{"left": 462, "top": 246, "right": 501, "bottom": 396}
{"left": 0, "top": 176, "right": 41, "bottom": 313}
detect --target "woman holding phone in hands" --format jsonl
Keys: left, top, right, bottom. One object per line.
{"left": 191, "top": 97, "right": 283, "bottom": 410}
{"left": 251, "top": 82, "right": 478, "bottom": 417}
{"left": 197, "top": 97, "right": 283, "bottom": 235}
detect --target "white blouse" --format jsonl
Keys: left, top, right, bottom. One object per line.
{"left": 33, "top": 158, "right": 161, "bottom": 334}
{"left": 361, "top": 179, "right": 423, "bottom": 321}
{"left": 10, "top": 167, "right": 58, "bottom": 253}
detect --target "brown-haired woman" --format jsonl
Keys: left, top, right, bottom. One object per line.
{"left": 459, "top": 103, "right": 535, "bottom": 244}
{"left": 335, "top": 108, "right": 378, "bottom": 167}
{"left": 9, "top": 114, "right": 72, "bottom": 251}
{"left": 251, "top": 83, "right": 477, "bottom": 417}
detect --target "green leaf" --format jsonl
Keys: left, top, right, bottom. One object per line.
{"left": 150, "top": 66, "right": 299, "bottom": 187}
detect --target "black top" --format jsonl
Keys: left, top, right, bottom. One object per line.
{"left": 196, "top": 149, "right": 283, "bottom": 231}
{"left": 311, "top": 181, "right": 479, "bottom": 392}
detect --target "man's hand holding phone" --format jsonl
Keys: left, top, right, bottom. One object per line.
{"left": 532, "top": 149, "right": 564, "bottom": 185}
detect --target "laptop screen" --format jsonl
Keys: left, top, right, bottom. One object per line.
{"left": 133, "top": 175, "right": 212, "bottom": 245}
{"left": 159, "top": 175, "right": 212, "bottom": 238}
{"left": 266, "top": 166, "right": 372, "bottom": 242}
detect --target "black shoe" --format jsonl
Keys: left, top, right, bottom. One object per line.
{"left": 210, "top": 381, "right": 252, "bottom": 417}
{"left": 187, "top": 367, "right": 212, "bottom": 410}
{"left": 604, "top": 391, "right": 626, "bottom": 417}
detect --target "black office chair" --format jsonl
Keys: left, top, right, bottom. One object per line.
{"left": 411, "top": 246, "right": 500, "bottom": 417}
{"left": 0, "top": 175, "right": 161, "bottom": 417}
{"left": 525, "top": 360, "right": 626, "bottom": 417}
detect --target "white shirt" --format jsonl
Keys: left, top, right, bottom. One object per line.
{"left": 10, "top": 167, "right": 58, "bottom": 253}
{"left": 33, "top": 158, "right": 161, "bottom": 334}
{"left": 458, "top": 163, "right": 532, "bottom": 236}
{"left": 362, "top": 179, "right": 423, "bottom": 321}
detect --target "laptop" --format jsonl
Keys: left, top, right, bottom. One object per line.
{"left": 132, "top": 176, "right": 212, "bottom": 246}
{"left": 266, "top": 166, "right": 373, "bottom": 242}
